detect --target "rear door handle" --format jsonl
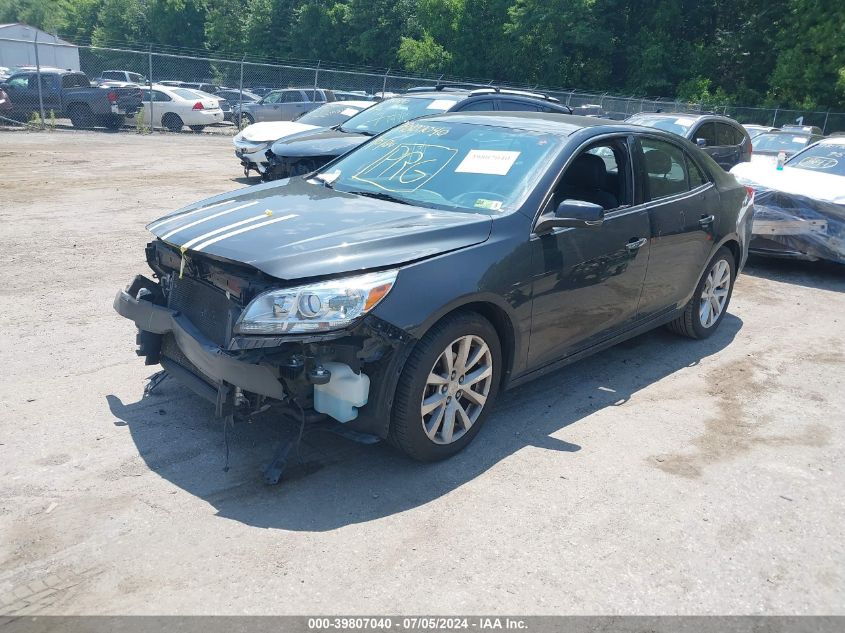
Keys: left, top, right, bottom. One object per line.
{"left": 626, "top": 237, "right": 648, "bottom": 252}
{"left": 699, "top": 214, "right": 715, "bottom": 227}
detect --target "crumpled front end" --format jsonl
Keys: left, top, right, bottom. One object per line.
{"left": 113, "top": 240, "right": 414, "bottom": 437}
{"left": 748, "top": 186, "right": 845, "bottom": 263}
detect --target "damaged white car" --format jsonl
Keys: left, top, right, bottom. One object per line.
{"left": 233, "top": 100, "right": 373, "bottom": 177}
{"left": 731, "top": 137, "right": 845, "bottom": 263}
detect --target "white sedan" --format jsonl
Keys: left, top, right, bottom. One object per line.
{"left": 130, "top": 84, "right": 224, "bottom": 132}
{"left": 234, "top": 100, "right": 374, "bottom": 176}
{"left": 731, "top": 137, "right": 845, "bottom": 263}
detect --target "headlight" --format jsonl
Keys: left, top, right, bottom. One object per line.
{"left": 235, "top": 270, "right": 398, "bottom": 335}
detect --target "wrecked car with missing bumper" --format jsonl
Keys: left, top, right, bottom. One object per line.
{"left": 115, "top": 112, "right": 752, "bottom": 468}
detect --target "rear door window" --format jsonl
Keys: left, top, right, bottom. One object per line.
{"left": 61, "top": 74, "right": 89, "bottom": 89}
{"left": 730, "top": 125, "right": 746, "bottom": 145}
{"left": 716, "top": 123, "right": 737, "bottom": 147}
{"left": 497, "top": 99, "right": 541, "bottom": 111}
{"left": 29, "top": 74, "right": 57, "bottom": 91}
{"left": 640, "top": 137, "right": 691, "bottom": 200}
{"left": 282, "top": 90, "right": 304, "bottom": 103}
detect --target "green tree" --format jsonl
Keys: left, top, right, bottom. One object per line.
{"left": 505, "top": 0, "right": 612, "bottom": 89}
{"left": 398, "top": 32, "right": 452, "bottom": 73}
{"left": 769, "top": 0, "right": 845, "bottom": 108}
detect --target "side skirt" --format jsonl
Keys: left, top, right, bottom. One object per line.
{"left": 505, "top": 308, "right": 682, "bottom": 390}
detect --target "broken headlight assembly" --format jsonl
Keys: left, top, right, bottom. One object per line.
{"left": 234, "top": 269, "right": 398, "bottom": 335}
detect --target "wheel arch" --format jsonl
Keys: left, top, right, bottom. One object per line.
{"left": 678, "top": 235, "right": 742, "bottom": 309}
{"left": 410, "top": 295, "right": 519, "bottom": 390}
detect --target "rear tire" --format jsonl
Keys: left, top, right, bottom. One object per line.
{"left": 68, "top": 104, "right": 93, "bottom": 128}
{"left": 102, "top": 114, "right": 124, "bottom": 130}
{"left": 389, "top": 311, "right": 501, "bottom": 462}
{"left": 162, "top": 113, "right": 183, "bottom": 132}
{"left": 667, "top": 246, "right": 735, "bottom": 339}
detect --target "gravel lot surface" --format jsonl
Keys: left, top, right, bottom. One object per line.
{"left": 1, "top": 130, "right": 843, "bottom": 615}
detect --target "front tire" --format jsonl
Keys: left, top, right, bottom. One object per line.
{"left": 667, "top": 246, "right": 736, "bottom": 339}
{"left": 390, "top": 312, "right": 501, "bottom": 462}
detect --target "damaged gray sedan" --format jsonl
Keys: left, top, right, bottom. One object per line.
{"left": 115, "top": 112, "right": 751, "bottom": 473}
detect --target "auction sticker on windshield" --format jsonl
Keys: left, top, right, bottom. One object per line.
{"left": 455, "top": 149, "right": 520, "bottom": 176}
{"left": 352, "top": 143, "right": 459, "bottom": 192}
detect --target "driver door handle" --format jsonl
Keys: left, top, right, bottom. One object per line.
{"left": 626, "top": 237, "right": 648, "bottom": 252}
{"left": 699, "top": 214, "right": 715, "bottom": 227}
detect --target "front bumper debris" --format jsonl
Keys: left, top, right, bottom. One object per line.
{"left": 114, "top": 287, "right": 286, "bottom": 400}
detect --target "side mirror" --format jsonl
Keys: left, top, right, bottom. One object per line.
{"left": 535, "top": 200, "right": 605, "bottom": 234}
{"left": 696, "top": 138, "right": 707, "bottom": 148}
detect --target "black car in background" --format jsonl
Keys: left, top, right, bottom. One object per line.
{"left": 114, "top": 112, "right": 752, "bottom": 465}
{"left": 626, "top": 112, "right": 752, "bottom": 171}
{"left": 262, "top": 87, "right": 574, "bottom": 180}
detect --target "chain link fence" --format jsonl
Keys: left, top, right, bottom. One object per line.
{"left": 2, "top": 35, "right": 844, "bottom": 134}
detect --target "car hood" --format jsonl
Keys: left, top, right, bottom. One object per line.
{"left": 146, "top": 177, "right": 492, "bottom": 280}
{"left": 731, "top": 162, "right": 845, "bottom": 204}
{"left": 269, "top": 128, "right": 367, "bottom": 159}
{"left": 237, "top": 121, "right": 319, "bottom": 143}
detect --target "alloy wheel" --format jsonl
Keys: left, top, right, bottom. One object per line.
{"left": 420, "top": 335, "right": 493, "bottom": 445}
{"left": 699, "top": 258, "right": 731, "bottom": 328}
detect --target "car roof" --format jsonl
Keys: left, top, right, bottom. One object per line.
{"left": 759, "top": 130, "right": 819, "bottom": 138}
{"left": 403, "top": 86, "right": 562, "bottom": 103}
{"left": 12, "top": 66, "right": 74, "bottom": 75}
{"left": 817, "top": 136, "right": 845, "bottom": 146}
{"left": 629, "top": 111, "right": 740, "bottom": 123}
{"left": 423, "top": 111, "right": 620, "bottom": 136}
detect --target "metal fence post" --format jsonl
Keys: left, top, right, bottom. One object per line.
{"left": 382, "top": 68, "right": 390, "bottom": 97}
{"left": 772, "top": 107, "right": 779, "bottom": 126}
{"left": 238, "top": 55, "right": 245, "bottom": 128}
{"left": 823, "top": 109, "right": 830, "bottom": 134}
{"left": 313, "top": 60, "right": 321, "bottom": 100}
{"left": 33, "top": 31, "right": 46, "bottom": 129}
{"left": 148, "top": 46, "right": 154, "bottom": 133}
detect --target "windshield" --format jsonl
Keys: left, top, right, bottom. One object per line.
{"left": 316, "top": 120, "right": 562, "bottom": 214}
{"left": 629, "top": 114, "right": 695, "bottom": 135}
{"left": 298, "top": 102, "right": 368, "bottom": 127}
{"left": 787, "top": 142, "right": 845, "bottom": 177}
{"left": 339, "top": 96, "right": 460, "bottom": 135}
{"left": 753, "top": 133, "right": 811, "bottom": 153}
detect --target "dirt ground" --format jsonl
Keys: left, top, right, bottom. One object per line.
{"left": 0, "top": 129, "right": 843, "bottom": 616}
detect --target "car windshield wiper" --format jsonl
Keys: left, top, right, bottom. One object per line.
{"left": 347, "top": 190, "right": 412, "bottom": 205}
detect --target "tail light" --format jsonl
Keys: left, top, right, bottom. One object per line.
{"left": 107, "top": 91, "right": 118, "bottom": 104}
{"left": 745, "top": 185, "right": 755, "bottom": 204}
{"left": 192, "top": 102, "right": 204, "bottom": 110}
{"left": 746, "top": 138, "right": 753, "bottom": 156}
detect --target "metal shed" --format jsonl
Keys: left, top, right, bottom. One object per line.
{"left": 0, "top": 23, "right": 80, "bottom": 72}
